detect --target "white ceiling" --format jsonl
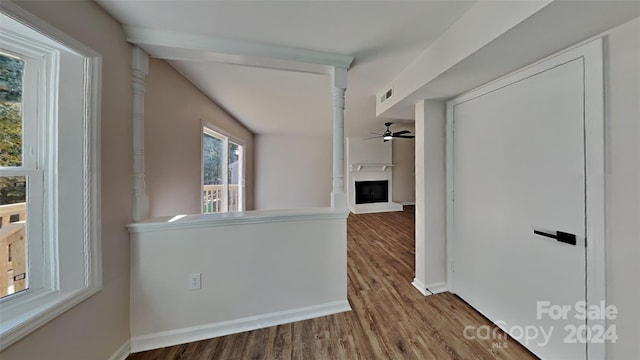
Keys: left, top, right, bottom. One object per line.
{"left": 95, "top": 1, "right": 640, "bottom": 138}
{"left": 381, "top": 0, "right": 640, "bottom": 115}
{"left": 95, "top": 0, "right": 476, "bottom": 137}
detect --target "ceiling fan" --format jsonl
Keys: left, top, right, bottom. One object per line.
{"left": 364, "top": 122, "right": 415, "bottom": 142}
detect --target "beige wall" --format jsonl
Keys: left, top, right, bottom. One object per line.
{"left": 392, "top": 136, "right": 416, "bottom": 203}
{"left": 1, "top": 1, "right": 132, "bottom": 359}
{"left": 605, "top": 17, "right": 640, "bottom": 360}
{"left": 145, "top": 59, "right": 254, "bottom": 216}
{"left": 255, "top": 135, "right": 332, "bottom": 209}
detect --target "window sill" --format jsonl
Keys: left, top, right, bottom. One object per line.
{"left": 0, "top": 285, "right": 101, "bottom": 351}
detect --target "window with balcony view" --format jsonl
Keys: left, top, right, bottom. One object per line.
{"left": 202, "top": 126, "right": 244, "bottom": 213}
{"left": 0, "top": 10, "right": 100, "bottom": 349}
{"left": 0, "top": 53, "right": 28, "bottom": 298}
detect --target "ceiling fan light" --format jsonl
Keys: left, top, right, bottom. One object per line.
{"left": 383, "top": 135, "right": 393, "bottom": 140}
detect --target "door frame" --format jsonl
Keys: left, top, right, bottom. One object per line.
{"left": 201, "top": 120, "right": 247, "bottom": 213}
{"left": 445, "top": 38, "right": 605, "bottom": 359}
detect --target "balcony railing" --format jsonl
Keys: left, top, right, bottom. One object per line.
{"left": 203, "top": 184, "right": 240, "bottom": 213}
{"left": 0, "top": 202, "right": 27, "bottom": 297}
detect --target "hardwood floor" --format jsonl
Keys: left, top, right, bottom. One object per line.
{"left": 127, "top": 207, "right": 536, "bottom": 360}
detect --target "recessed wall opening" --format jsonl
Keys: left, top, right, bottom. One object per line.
{"left": 355, "top": 180, "right": 388, "bottom": 204}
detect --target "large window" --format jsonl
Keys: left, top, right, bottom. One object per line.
{"left": 0, "top": 52, "right": 30, "bottom": 299}
{"left": 202, "top": 126, "right": 244, "bottom": 213}
{"left": 0, "top": 8, "right": 101, "bottom": 350}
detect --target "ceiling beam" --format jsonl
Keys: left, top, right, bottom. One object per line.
{"left": 124, "top": 26, "right": 354, "bottom": 75}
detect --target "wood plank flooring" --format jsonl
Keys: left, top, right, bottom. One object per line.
{"left": 127, "top": 207, "right": 536, "bottom": 360}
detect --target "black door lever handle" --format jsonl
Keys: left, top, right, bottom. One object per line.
{"left": 534, "top": 230, "right": 577, "bottom": 246}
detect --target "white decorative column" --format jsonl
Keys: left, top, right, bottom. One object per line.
{"left": 132, "top": 47, "right": 150, "bottom": 221}
{"left": 331, "top": 67, "right": 348, "bottom": 209}
{"left": 413, "top": 99, "right": 447, "bottom": 296}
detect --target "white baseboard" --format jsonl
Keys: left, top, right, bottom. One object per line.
{"left": 412, "top": 279, "right": 449, "bottom": 296}
{"left": 412, "top": 278, "right": 431, "bottom": 296}
{"left": 401, "top": 201, "right": 416, "bottom": 206}
{"left": 108, "top": 340, "right": 130, "bottom": 360}
{"left": 130, "top": 300, "right": 351, "bottom": 353}
{"left": 348, "top": 202, "right": 403, "bottom": 214}
{"left": 426, "top": 282, "right": 448, "bottom": 295}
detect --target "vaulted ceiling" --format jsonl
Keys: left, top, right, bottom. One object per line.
{"left": 95, "top": 1, "right": 640, "bottom": 138}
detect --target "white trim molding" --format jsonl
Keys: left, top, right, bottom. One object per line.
{"left": 130, "top": 300, "right": 351, "bottom": 353}
{"left": 425, "top": 282, "right": 449, "bottom": 295}
{"left": 412, "top": 279, "right": 449, "bottom": 297}
{"left": 411, "top": 278, "right": 431, "bottom": 296}
{"left": 349, "top": 164, "right": 394, "bottom": 172}
{"left": 582, "top": 37, "right": 606, "bottom": 360}
{"left": 108, "top": 340, "right": 131, "bottom": 360}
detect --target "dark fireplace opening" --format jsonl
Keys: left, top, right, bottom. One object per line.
{"left": 355, "top": 180, "right": 388, "bottom": 204}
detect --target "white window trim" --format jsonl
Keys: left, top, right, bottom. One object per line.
{"left": 232, "top": 140, "right": 244, "bottom": 211}
{"left": 201, "top": 121, "right": 246, "bottom": 213}
{"left": 0, "top": 2, "right": 101, "bottom": 350}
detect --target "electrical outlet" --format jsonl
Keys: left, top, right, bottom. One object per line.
{"left": 189, "top": 273, "right": 201, "bottom": 290}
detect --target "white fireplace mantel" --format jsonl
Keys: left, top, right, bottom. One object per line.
{"left": 346, "top": 138, "right": 403, "bottom": 214}
{"left": 349, "top": 164, "right": 394, "bottom": 172}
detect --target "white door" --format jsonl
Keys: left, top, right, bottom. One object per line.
{"left": 451, "top": 57, "right": 588, "bottom": 358}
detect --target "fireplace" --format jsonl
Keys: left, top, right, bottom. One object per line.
{"left": 346, "top": 138, "right": 403, "bottom": 214}
{"left": 355, "top": 180, "right": 389, "bottom": 204}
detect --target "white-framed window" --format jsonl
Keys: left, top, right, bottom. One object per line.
{"left": 202, "top": 124, "right": 244, "bottom": 213}
{"left": 0, "top": 48, "right": 42, "bottom": 300}
{"left": 0, "top": 5, "right": 101, "bottom": 350}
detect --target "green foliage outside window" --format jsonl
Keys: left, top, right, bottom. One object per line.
{"left": 203, "top": 134, "right": 223, "bottom": 185}
{"left": 0, "top": 54, "right": 23, "bottom": 102}
{"left": 0, "top": 53, "right": 26, "bottom": 205}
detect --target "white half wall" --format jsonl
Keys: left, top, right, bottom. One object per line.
{"left": 413, "top": 100, "right": 446, "bottom": 294}
{"left": 128, "top": 208, "right": 349, "bottom": 352}
{"left": 255, "top": 135, "right": 332, "bottom": 209}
